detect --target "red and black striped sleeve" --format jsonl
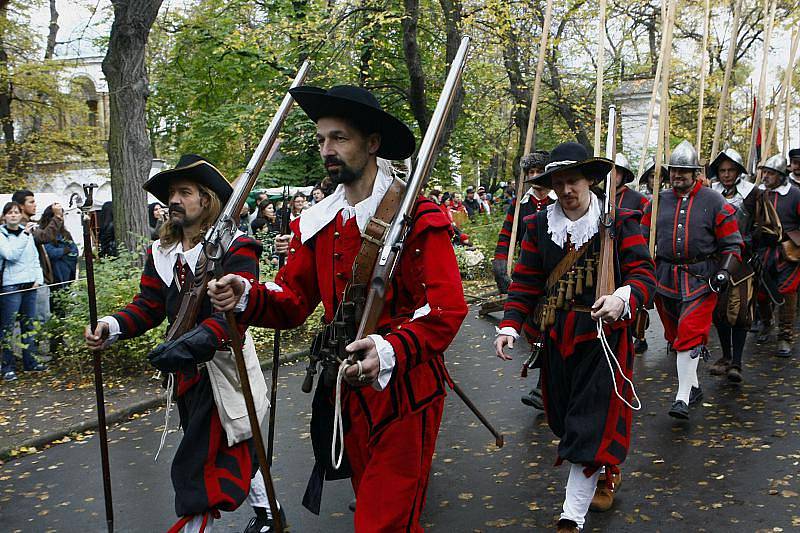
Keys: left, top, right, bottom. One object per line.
{"left": 494, "top": 198, "right": 517, "bottom": 261}
{"left": 499, "top": 215, "right": 546, "bottom": 332}
{"left": 616, "top": 209, "right": 656, "bottom": 315}
{"left": 112, "top": 246, "right": 167, "bottom": 339}
{"left": 639, "top": 196, "right": 652, "bottom": 243}
{"left": 714, "top": 202, "right": 744, "bottom": 262}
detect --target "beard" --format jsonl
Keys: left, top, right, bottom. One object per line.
{"left": 168, "top": 204, "right": 190, "bottom": 227}
{"left": 325, "top": 156, "right": 364, "bottom": 185}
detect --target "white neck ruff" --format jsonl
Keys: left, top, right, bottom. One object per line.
{"left": 546, "top": 192, "right": 601, "bottom": 249}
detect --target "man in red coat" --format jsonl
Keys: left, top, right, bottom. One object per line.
{"left": 209, "top": 85, "right": 468, "bottom": 532}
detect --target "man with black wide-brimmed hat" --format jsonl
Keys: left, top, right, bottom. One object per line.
{"left": 83, "top": 155, "right": 280, "bottom": 532}
{"left": 788, "top": 148, "right": 800, "bottom": 188}
{"left": 208, "top": 85, "right": 468, "bottom": 531}
{"left": 494, "top": 141, "right": 656, "bottom": 532}
{"left": 652, "top": 140, "right": 744, "bottom": 421}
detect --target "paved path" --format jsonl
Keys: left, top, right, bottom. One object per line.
{"left": 1, "top": 305, "right": 799, "bottom": 532}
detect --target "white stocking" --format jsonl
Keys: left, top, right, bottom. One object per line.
{"left": 675, "top": 349, "right": 698, "bottom": 403}
{"left": 181, "top": 514, "right": 214, "bottom": 533}
{"left": 560, "top": 463, "right": 601, "bottom": 528}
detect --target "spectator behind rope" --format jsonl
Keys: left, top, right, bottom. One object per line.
{"left": 0, "top": 202, "right": 46, "bottom": 381}
{"left": 98, "top": 202, "right": 117, "bottom": 257}
{"left": 39, "top": 204, "right": 79, "bottom": 289}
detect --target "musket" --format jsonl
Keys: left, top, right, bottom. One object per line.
{"left": 596, "top": 105, "right": 618, "bottom": 300}
{"left": 168, "top": 60, "right": 311, "bottom": 533}
{"left": 77, "top": 184, "right": 114, "bottom": 532}
{"left": 266, "top": 184, "right": 291, "bottom": 466}
{"left": 347, "top": 37, "right": 503, "bottom": 447}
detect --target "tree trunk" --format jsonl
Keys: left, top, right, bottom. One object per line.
{"left": 102, "top": 0, "right": 163, "bottom": 253}
{"left": 0, "top": 2, "right": 18, "bottom": 176}
{"left": 401, "top": 0, "right": 430, "bottom": 134}
{"left": 434, "top": 0, "right": 464, "bottom": 152}
{"left": 45, "top": 0, "right": 58, "bottom": 60}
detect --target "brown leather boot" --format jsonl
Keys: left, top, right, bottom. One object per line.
{"left": 589, "top": 469, "right": 622, "bottom": 512}
{"left": 778, "top": 292, "right": 797, "bottom": 347}
{"left": 556, "top": 518, "right": 580, "bottom": 532}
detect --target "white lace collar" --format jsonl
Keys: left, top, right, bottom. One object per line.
{"left": 298, "top": 160, "right": 394, "bottom": 244}
{"left": 546, "top": 191, "right": 601, "bottom": 249}
{"left": 152, "top": 230, "right": 245, "bottom": 286}
{"left": 759, "top": 180, "right": 792, "bottom": 196}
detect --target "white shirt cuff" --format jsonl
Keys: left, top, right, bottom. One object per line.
{"left": 369, "top": 334, "right": 395, "bottom": 391}
{"left": 612, "top": 285, "right": 632, "bottom": 320}
{"left": 98, "top": 316, "right": 120, "bottom": 346}
{"left": 495, "top": 326, "right": 520, "bottom": 339}
{"left": 234, "top": 278, "right": 252, "bottom": 312}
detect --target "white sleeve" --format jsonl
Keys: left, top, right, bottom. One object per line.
{"left": 98, "top": 316, "right": 121, "bottom": 346}
{"left": 611, "top": 285, "right": 632, "bottom": 320}
{"left": 368, "top": 334, "right": 395, "bottom": 391}
{"left": 495, "top": 326, "right": 520, "bottom": 339}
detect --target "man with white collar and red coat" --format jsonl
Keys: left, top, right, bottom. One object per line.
{"left": 491, "top": 150, "right": 554, "bottom": 410}
{"left": 708, "top": 148, "right": 757, "bottom": 382}
{"left": 208, "top": 85, "right": 468, "bottom": 532}
{"left": 494, "top": 142, "right": 656, "bottom": 533}
{"left": 653, "top": 140, "right": 744, "bottom": 420}
{"left": 83, "top": 155, "right": 280, "bottom": 533}
{"left": 753, "top": 154, "right": 800, "bottom": 356}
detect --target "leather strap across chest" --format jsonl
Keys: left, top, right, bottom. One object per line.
{"left": 350, "top": 177, "right": 407, "bottom": 285}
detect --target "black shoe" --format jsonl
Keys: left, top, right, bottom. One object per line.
{"left": 727, "top": 366, "right": 743, "bottom": 383}
{"left": 244, "top": 506, "right": 286, "bottom": 533}
{"left": 688, "top": 386, "right": 703, "bottom": 406}
{"left": 756, "top": 324, "right": 771, "bottom": 344}
{"left": 24, "top": 363, "right": 47, "bottom": 372}
{"left": 521, "top": 388, "right": 544, "bottom": 410}
{"left": 634, "top": 338, "right": 648, "bottom": 354}
{"left": 669, "top": 400, "right": 689, "bottom": 419}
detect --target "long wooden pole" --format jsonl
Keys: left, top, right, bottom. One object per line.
{"left": 765, "top": 28, "right": 800, "bottom": 156}
{"left": 711, "top": 0, "right": 744, "bottom": 158}
{"left": 635, "top": 8, "right": 671, "bottom": 182}
{"left": 784, "top": 47, "right": 796, "bottom": 156}
{"left": 81, "top": 185, "right": 114, "bottom": 533}
{"left": 696, "top": 0, "right": 711, "bottom": 152}
{"left": 757, "top": 0, "right": 778, "bottom": 165}
{"left": 593, "top": 0, "right": 608, "bottom": 156}
{"left": 649, "top": 0, "right": 677, "bottom": 257}
{"left": 505, "top": 0, "right": 554, "bottom": 277}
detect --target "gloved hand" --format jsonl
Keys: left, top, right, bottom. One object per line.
{"left": 709, "top": 270, "right": 730, "bottom": 293}
{"left": 492, "top": 259, "right": 511, "bottom": 294}
{"left": 147, "top": 324, "right": 220, "bottom": 373}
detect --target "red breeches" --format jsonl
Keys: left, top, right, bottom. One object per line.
{"left": 346, "top": 397, "right": 444, "bottom": 533}
{"left": 655, "top": 293, "right": 717, "bottom": 351}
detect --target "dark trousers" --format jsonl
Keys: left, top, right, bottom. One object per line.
{"left": 0, "top": 284, "right": 38, "bottom": 373}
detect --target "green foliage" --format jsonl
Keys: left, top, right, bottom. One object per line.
{"left": 45, "top": 247, "right": 164, "bottom": 375}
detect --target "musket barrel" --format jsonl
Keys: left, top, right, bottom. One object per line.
{"left": 215, "top": 60, "right": 312, "bottom": 235}
{"left": 378, "top": 36, "right": 470, "bottom": 267}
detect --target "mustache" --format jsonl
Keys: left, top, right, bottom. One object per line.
{"left": 169, "top": 204, "right": 186, "bottom": 215}
{"left": 324, "top": 156, "right": 345, "bottom": 167}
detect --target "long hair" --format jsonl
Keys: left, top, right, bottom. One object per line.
{"left": 158, "top": 183, "right": 222, "bottom": 249}
{"left": 39, "top": 205, "right": 71, "bottom": 243}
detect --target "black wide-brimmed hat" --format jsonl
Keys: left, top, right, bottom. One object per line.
{"left": 529, "top": 142, "right": 613, "bottom": 188}
{"left": 143, "top": 154, "right": 233, "bottom": 205}
{"left": 289, "top": 85, "right": 416, "bottom": 160}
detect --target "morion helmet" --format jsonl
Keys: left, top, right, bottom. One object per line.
{"left": 759, "top": 154, "right": 788, "bottom": 176}
{"left": 614, "top": 153, "right": 635, "bottom": 183}
{"left": 668, "top": 140, "right": 701, "bottom": 170}
{"left": 709, "top": 148, "right": 747, "bottom": 178}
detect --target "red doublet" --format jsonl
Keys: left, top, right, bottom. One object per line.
{"left": 240, "top": 196, "right": 468, "bottom": 530}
